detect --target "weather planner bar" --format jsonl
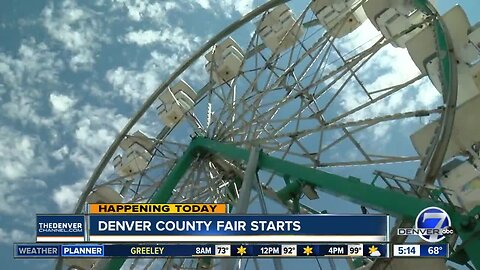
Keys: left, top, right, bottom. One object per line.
{"left": 14, "top": 243, "right": 389, "bottom": 258}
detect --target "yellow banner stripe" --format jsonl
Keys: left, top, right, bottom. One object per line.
{"left": 88, "top": 203, "right": 228, "bottom": 214}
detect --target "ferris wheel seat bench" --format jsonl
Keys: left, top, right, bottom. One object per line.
{"left": 410, "top": 93, "right": 480, "bottom": 161}
{"left": 362, "top": 0, "right": 425, "bottom": 47}
{"left": 440, "top": 158, "right": 480, "bottom": 211}
{"left": 86, "top": 186, "right": 123, "bottom": 204}
{"left": 442, "top": 5, "right": 480, "bottom": 65}
{"left": 112, "top": 131, "right": 155, "bottom": 178}
{"left": 205, "top": 37, "right": 244, "bottom": 83}
{"left": 256, "top": 4, "right": 304, "bottom": 53}
{"left": 406, "top": 5, "right": 480, "bottom": 105}
{"left": 157, "top": 80, "right": 196, "bottom": 127}
{"left": 406, "top": 23, "right": 435, "bottom": 75}
{"left": 113, "top": 143, "right": 152, "bottom": 177}
{"left": 457, "top": 63, "right": 480, "bottom": 106}
{"left": 310, "top": 0, "right": 367, "bottom": 38}
{"left": 119, "top": 130, "right": 155, "bottom": 153}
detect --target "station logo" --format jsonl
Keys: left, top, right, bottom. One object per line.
{"left": 397, "top": 207, "right": 453, "bottom": 243}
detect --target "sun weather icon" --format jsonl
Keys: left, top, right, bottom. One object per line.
{"left": 368, "top": 245, "right": 381, "bottom": 257}
{"left": 303, "top": 246, "right": 313, "bottom": 256}
{"left": 237, "top": 245, "right": 247, "bottom": 256}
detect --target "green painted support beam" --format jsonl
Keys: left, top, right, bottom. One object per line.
{"left": 103, "top": 143, "right": 198, "bottom": 270}
{"left": 194, "top": 137, "right": 442, "bottom": 219}
{"left": 276, "top": 180, "right": 302, "bottom": 202}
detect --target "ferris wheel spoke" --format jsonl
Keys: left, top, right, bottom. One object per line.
{"left": 171, "top": 169, "right": 199, "bottom": 202}
{"left": 214, "top": 25, "right": 342, "bottom": 139}
{"left": 318, "top": 53, "right": 375, "bottom": 116}
{"left": 316, "top": 156, "right": 421, "bottom": 167}
{"left": 182, "top": 163, "right": 206, "bottom": 202}
{"left": 218, "top": 47, "right": 379, "bottom": 142}
{"left": 330, "top": 41, "right": 373, "bottom": 100}
{"left": 242, "top": 111, "right": 438, "bottom": 167}
{"left": 326, "top": 74, "right": 426, "bottom": 124}
{"left": 343, "top": 129, "right": 372, "bottom": 161}
{"left": 203, "top": 165, "right": 228, "bottom": 202}
{"left": 298, "top": 36, "right": 335, "bottom": 83}
{"left": 238, "top": 105, "right": 442, "bottom": 150}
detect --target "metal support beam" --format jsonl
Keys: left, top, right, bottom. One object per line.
{"left": 223, "top": 147, "right": 260, "bottom": 270}
{"left": 234, "top": 147, "right": 260, "bottom": 214}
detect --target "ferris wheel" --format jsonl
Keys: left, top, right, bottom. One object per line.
{"left": 57, "top": 0, "right": 480, "bottom": 269}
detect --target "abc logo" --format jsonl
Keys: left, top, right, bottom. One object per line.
{"left": 441, "top": 226, "right": 454, "bottom": 235}
{"left": 415, "top": 207, "right": 452, "bottom": 243}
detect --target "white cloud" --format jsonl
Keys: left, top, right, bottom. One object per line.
{"left": 0, "top": 39, "right": 63, "bottom": 89}
{"left": 53, "top": 181, "right": 85, "bottom": 213}
{"left": 112, "top": 0, "right": 253, "bottom": 21}
{"left": 106, "top": 49, "right": 190, "bottom": 104}
{"left": 0, "top": 39, "right": 64, "bottom": 128}
{"left": 49, "top": 93, "right": 76, "bottom": 114}
{"left": 52, "top": 145, "right": 70, "bottom": 160}
{"left": 0, "top": 128, "right": 54, "bottom": 219}
{"left": 196, "top": 0, "right": 254, "bottom": 17}
{"left": 51, "top": 104, "right": 135, "bottom": 212}
{"left": 0, "top": 36, "right": 69, "bottom": 250}
{"left": 123, "top": 27, "right": 200, "bottom": 51}
{"left": 51, "top": 100, "right": 159, "bottom": 212}
{"left": 106, "top": 66, "right": 159, "bottom": 104}
{"left": 223, "top": 0, "right": 254, "bottom": 16}
{"left": 196, "top": 0, "right": 211, "bottom": 10}
{"left": 414, "top": 78, "right": 442, "bottom": 107}
{"left": 2, "top": 93, "right": 53, "bottom": 127}
{"left": 69, "top": 106, "right": 129, "bottom": 169}
{"left": 0, "top": 227, "right": 31, "bottom": 244}
{"left": 124, "top": 30, "right": 163, "bottom": 46}
{"left": 42, "top": 0, "right": 106, "bottom": 71}
{"left": 111, "top": 0, "right": 180, "bottom": 21}
{"left": 0, "top": 128, "right": 46, "bottom": 181}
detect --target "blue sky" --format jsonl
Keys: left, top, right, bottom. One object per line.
{"left": 0, "top": 0, "right": 478, "bottom": 270}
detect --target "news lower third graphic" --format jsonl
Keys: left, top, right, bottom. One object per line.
{"left": 397, "top": 206, "right": 453, "bottom": 243}
{"left": 16, "top": 204, "right": 395, "bottom": 260}
{"left": 14, "top": 243, "right": 390, "bottom": 258}
{"left": 35, "top": 212, "right": 388, "bottom": 243}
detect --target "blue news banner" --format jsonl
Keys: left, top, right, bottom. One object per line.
{"left": 86, "top": 215, "right": 388, "bottom": 242}
{"left": 35, "top": 214, "right": 388, "bottom": 242}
